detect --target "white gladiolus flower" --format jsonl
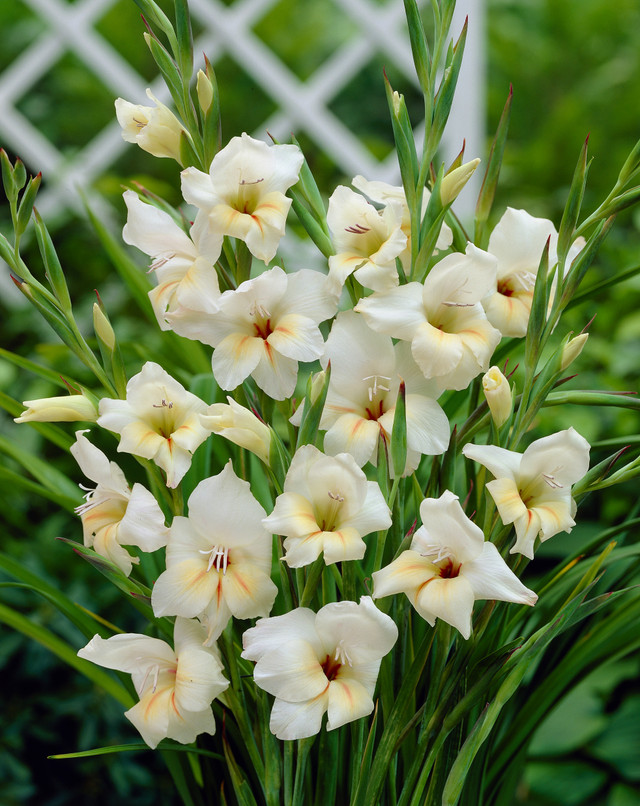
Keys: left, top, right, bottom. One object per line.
{"left": 352, "top": 176, "right": 453, "bottom": 268}
{"left": 115, "top": 89, "right": 188, "bottom": 161}
{"left": 78, "top": 618, "right": 228, "bottom": 748}
{"left": 97, "top": 362, "right": 210, "bottom": 488}
{"left": 326, "top": 185, "right": 407, "bottom": 292}
{"left": 122, "top": 190, "right": 222, "bottom": 333}
{"left": 151, "top": 462, "right": 277, "bottom": 643}
{"left": 295, "top": 311, "right": 449, "bottom": 473}
{"left": 462, "top": 427, "right": 591, "bottom": 559}
{"left": 372, "top": 491, "right": 537, "bottom": 639}
{"left": 264, "top": 444, "right": 391, "bottom": 567}
{"left": 71, "top": 431, "right": 168, "bottom": 576}
{"left": 181, "top": 133, "right": 304, "bottom": 263}
{"left": 200, "top": 397, "right": 272, "bottom": 465}
{"left": 482, "top": 207, "right": 584, "bottom": 338}
{"left": 355, "top": 244, "right": 501, "bottom": 391}
{"left": 189, "top": 266, "right": 337, "bottom": 400}
{"left": 242, "top": 596, "right": 398, "bottom": 740}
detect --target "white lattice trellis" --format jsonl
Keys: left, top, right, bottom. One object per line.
{"left": 0, "top": 0, "right": 483, "bottom": 216}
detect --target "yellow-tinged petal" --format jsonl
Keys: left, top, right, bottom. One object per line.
{"left": 372, "top": 551, "right": 438, "bottom": 600}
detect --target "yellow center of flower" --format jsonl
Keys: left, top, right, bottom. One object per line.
{"left": 315, "top": 490, "right": 345, "bottom": 532}
{"left": 200, "top": 545, "right": 230, "bottom": 574}
{"left": 150, "top": 394, "right": 176, "bottom": 438}
{"left": 362, "top": 374, "right": 390, "bottom": 420}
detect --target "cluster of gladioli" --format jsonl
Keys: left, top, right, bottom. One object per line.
{"left": 6, "top": 114, "right": 598, "bottom": 751}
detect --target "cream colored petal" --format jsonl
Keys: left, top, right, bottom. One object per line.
{"left": 181, "top": 166, "right": 216, "bottom": 208}
{"left": 340, "top": 480, "right": 391, "bottom": 537}
{"left": 411, "top": 320, "right": 464, "bottom": 380}
{"left": 326, "top": 677, "right": 374, "bottom": 731}
{"left": 251, "top": 348, "right": 299, "bottom": 400}
{"left": 281, "top": 269, "right": 338, "bottom": 324}
{"left": 125, "top": 685, "right": 172, "bottom": 748}
{"left": 462, "top": 542, "right": 538, "bottom": 605}
{"left": 117, "top": 483, "right": 168, "bottom": 552}
{"left": 151, "top": 560, "right": 218, "bottom": 618}
{"left": 78, "top": 633, "right": 175, "bottom": 675}
{"left": 174, "top": 645, "right": 228, "bottom": 714}
{"left": 151, "top": 440, "right": 194, "bottom": 489}
{"left": 122, "top": 190, "right": 195, "bottom": 259}
{"left": 264, "top": 492, "right": 319, "bottom": 540}
{"left": 486, "top": 477, "right": 528, "bottom": 526}
{"left": 242, "top": 607, "right": 323, "bottom": 662}
{"left": 488, "top": 207, "right": 556, "bottom": 277}
{"left": 422, "top": 244, "right": 497, "bottom": 313}
{"left": 372, "top": 550, "right": 437, "bottom": 599}
{"left": 510, "top": 508, "right": 543, "bottom": 559}
{"left": 355, "top": 284, "right": 425, "bottom": 341}
{"left": 92, "top": 526, "right": 135, "bottom": 576}
{"left": 403, "top": 393, "right": 450, "bottom": 456}
{"left": 71, "top": 431, "right": 129, "bottom": 494}
{"left": 269, "top": 694, "right": 328, "bottom": 740}
{"left": 316, "top": 527, "right": 367, "bottom": 566}
{"left": 267, "top": 313, "right": 324, "bottom": 363}
{"left": 188, "top": 462, "right": 269, "bottom": 550}
{"left": 212, "top": 332, "right": 265, "bottom": 390}
{"left": 482, "top": 289, "right": 532, "bottom": 338}
{"left": 221, "top": 563, "right": 278, "bottom": 620}
{"left": 530, "top": 497, "right": 575, "bottom": 541}
{"left": 323, "top": 414, "right": 380, "bottom": 467}
{"left": 252, "top": 638, "right": 328, "bottom": 701}
{"left": 520, "top": 428, "right": 590, "bottom": 488}
{"left": 414, "top": 575, "right": 476, "bottom": 639}
{"left": 281, "top": 533, "right": 324, "bottom": 567}
{"left": 315, "top": 596, "right": 398, "bottom": 665}
{"left": 166, "top": 704, "right": 217, "bottom": 745}
{"left": 461, "top": 443, "right": 521, "bottom": 480}
{"left": 414, "top": 491, "right": 484, "bottom": 563}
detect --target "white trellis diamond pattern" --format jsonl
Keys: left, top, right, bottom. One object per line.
{"left": 0, "top": 0, "right": 482, "bottom": 219}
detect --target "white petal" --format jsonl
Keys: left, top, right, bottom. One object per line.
{"left": 461, "top": 443, "right": 522, "bottom": 480}
{"left": 404, "top": 393, "right": 450, "bottom": 456}
{"left": 252, "top": 638, "right": 328, "bottom": 702}
{"left": 326, "top": 676, "right": 374, "bottom": 731}
{"left": 242, "top": 608, "right": 323, "bottom": 662}
{"left": 422, "top": 244, "right": 497, "bottom": 313}
{"left": 520, "top": 428, "right": 590, "bottom": 488}
{"left": 117, "top": 483, "right": 168, "bottom": 552}
{"left": 415, "top": 576, "right": 476, "bottom": 639}
{"left": 71, "top": 431, "right": 129, "bottom": 495}
{"left": 251, "top": 348, "right": 299, "bottom": 400}
{"left": 414, "top": 491, "right": 484, "bottom": 563}
{"left": 269, "top": 695, "right": 327, "bottom": 740}
{"left": 212, "top": 332, "right": 264, "bottom": 390}
{"left": 323, "top": 414, "right": 380, "bottom": 467}
{"left": 174, "top": 644, "right": 228, "bottom": 713}
{"left": 315, "top": 596, "right": 398, "bottom": 665}
{"left": 78, "top": 633, "right": 175, "bottom": 674}
{"left": 462, "top": 542, "right": 538, "bottom": 605}
{"left": 355, "top": 284, "right": 425, "bottom": 341}
{"left": 122, "top": 190, "right": 195, "bottom": 259}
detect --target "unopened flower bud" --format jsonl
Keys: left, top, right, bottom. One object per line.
{"left": 196, "top": 69, "right": 214, "bottom": 114}
{"left": 115, "top": 89, "right": 188, "bottom": 161}
{"left": 15, "top": 394, "right": 98, "bottom": 424}
{"left": 560, "top": 333, "right": 588, "bottom": 371}
{"left": 93, "top": 303, "right": 115, "bottom": 351}
{"left": 482, "top": 366, "right": 512, "bottom": 427}
{"left": 200, "top": 397, "right": 271, "bottom": 464}
{"left": 440, "top": 158, "right": 481, "bottom": 206}
{"left": 308, "top": 370, "right": 327, "bottom": 405}
{"left": 392, "top": 90, "right": 403, "bottom": 118}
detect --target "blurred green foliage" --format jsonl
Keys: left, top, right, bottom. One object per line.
{"left": 0, "top": 0, "right": 639, "bottom": 804}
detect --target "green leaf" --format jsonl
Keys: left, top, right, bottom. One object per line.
{"left": 0, "top": 602, "right": 133, "bottom": 708}
{"left": 174, "top": 0, "right": 193, "bottom": 83}
{"left": 0, "top": 433, "right": 81, "bottom": 503}
{"left": 296, "top": 363, "right": 331, "bottom": 450}
{"left": 33, "top": 209, "right": 72, "bottom": 312}
{"left": 391, "top": 379, "right": 407, "bottom": 478}
{"left": 474, "top": 86, "right": 512, "bottom": 249}
{"left": 403, "top": 0, "right": 431, "bottom": 95}
{"left": 50, "top": 742, "right": 224, "bottom": 761}
{"left": 16, "top": 173, "right": 41, "bottom": 236}
{"left": 557, "top": 136, "right": 590, "bottom": 269}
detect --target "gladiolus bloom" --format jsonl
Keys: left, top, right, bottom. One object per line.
{"left": 372, "top": 491, "right": 537, "bottom": 638}
{"left": 462, "top": 428, "right": 591, "bottom": 558}
{"left": 242, "top": 596, "right": 398, "bottom": 739}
